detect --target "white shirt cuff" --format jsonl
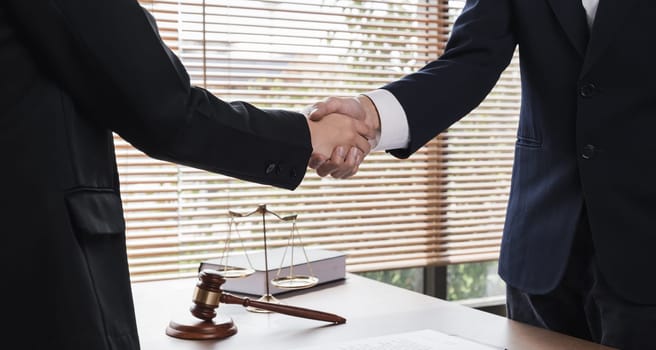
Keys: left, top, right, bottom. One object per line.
{"left": 362, "top": 89, "right": 410, "bottom": 151}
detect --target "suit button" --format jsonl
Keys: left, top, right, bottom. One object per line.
{"left": 581, "top": 144, "right": 596, "bottom": 159}
{"left": 579, "top": 83, "right": 598, "bottom": 98}
{"left": 265, "top": 163, "right": 277, "bottom": 174}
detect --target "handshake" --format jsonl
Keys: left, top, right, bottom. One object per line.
{"left": 304, "top": 95, "right": 381, "bottom": 179}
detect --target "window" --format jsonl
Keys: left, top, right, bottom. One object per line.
{"left": 121, "top": 0, "right": 520, "bottom": 283}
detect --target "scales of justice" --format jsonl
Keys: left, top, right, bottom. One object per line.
{"left": 166, "top": 204, "right": 346, "bottom": 340}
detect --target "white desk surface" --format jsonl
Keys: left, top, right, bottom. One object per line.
{"left": 132, "top": 273, "right": 616, "bottom": 350}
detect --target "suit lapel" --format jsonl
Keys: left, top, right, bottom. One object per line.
{"left": 581, "top": 0, "right": 640, "bottom": 75}
{"left": 547, "top": 0, "right": 590, "bottom": 57}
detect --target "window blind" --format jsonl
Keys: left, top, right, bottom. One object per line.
{"left": 122, "top": 0, "right": 520, "bottom": 282}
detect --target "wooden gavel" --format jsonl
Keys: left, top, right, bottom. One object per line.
{"left": 166, "top": 269, "right": 346, "bottom": 340}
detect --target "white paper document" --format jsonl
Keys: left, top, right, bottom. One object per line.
{"left": 292, "top": 329, "right": 502, "bottom": 350}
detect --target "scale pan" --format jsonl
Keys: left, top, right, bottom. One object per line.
{"left": 271, "top": 275, "right": 319, "bottom": 290}
{"left": 217, "top": 267, "right": 255, "bottom": 279}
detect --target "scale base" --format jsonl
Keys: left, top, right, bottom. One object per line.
{"left": 166, "top": 314, "right": 237, "bottom": 340}
{"left": 246, "top": 294, "right": 281, "bottom": 313}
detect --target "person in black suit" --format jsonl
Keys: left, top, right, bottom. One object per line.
{"left": 0, "top": 1, "right": 372, "bottom": 349}
{"left": 308, "top": 0, "right": 656, "bottom": 348}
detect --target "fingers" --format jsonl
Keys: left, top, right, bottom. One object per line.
{"left": 316, "top": 147, "right": 364, "bottom": 179}
{"left": 316, "top": 146, "right": 345, "bottom": 177}
{"left": 333, "top": 147, "right": 363, "bottom": 179}
{"left": 309, "top": 152, "right": 328, "bottom": 169}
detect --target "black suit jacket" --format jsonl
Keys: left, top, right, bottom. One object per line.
{"left": 1, "top": 1, "right": 311, "bottom": 349}
{"left": 383, "top": 0, "right": 656, "bottom": 304}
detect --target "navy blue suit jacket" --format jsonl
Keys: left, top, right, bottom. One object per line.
{"left": 384, "top": 0, "right": 656, "bottom": 304}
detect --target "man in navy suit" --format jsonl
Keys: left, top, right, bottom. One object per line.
{"left": 309, "top": 0, "right": 656, "bottom": 348}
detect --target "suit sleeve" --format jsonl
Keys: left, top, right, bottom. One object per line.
{"left": 5, "top": 0, "right": 312, "bottom": 190}
{"left": 384, "top": 0, "right": 517, "bottom": 158}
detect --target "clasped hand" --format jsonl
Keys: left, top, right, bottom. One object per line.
{"left": 305, "top": 95, "right": 381, "bottom": 179}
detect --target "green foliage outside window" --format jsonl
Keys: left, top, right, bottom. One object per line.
{"left": 448, "top": 261, "right": 505, "bottom": 301}
{"left": 359, "top": 261, "right": 505, "bottom": 302}
{"left": 447, "top": 262, "right": 489, "bottom": 300}
{"left": 357, "top": 268, "right": 423, "bottom": 293}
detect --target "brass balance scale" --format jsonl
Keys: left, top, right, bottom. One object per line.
{"left": 211, "top": 204, "right": 319, "bottom": 311}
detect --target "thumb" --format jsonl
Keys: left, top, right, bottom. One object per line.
{"left": 308, "top": 96, "right": 355, "bottom": 121}
{"left": 307, "top": 100, "right": 336, "bottom": 121}
{"left": 307, "top": 104, "right": 325, "bottom": 121}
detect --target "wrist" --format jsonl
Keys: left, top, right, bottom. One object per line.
{"left": 356, "top": 95, "right": 381, "bottom": 131}
{"left": 305, "top": 118, "right": 319, "bottom": 151}
{"left": 356, "top": 94, "right": 381, "bottom": 148}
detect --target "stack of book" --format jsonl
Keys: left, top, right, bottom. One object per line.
{"left": 199, "top": 247, "right": 347, "bottom": 296}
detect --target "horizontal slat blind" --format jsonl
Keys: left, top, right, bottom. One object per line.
{"left": 434, "top": 0, "right": 519, "bottom": 268}
{"left": 120, "top": 0, "right": 520, "bottom": 282}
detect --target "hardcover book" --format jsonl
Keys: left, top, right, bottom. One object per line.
{"left": 199, "top": 247, "right": 347, "bottom": 296}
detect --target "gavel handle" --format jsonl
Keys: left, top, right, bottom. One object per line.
{"left": 220, "top": 293, "right": 346, "bottom": 324}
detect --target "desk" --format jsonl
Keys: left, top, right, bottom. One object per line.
{"left": 132, "top": 273, "right": 615, "bottom": 350}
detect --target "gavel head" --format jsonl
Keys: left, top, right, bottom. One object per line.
{"left": 166, "top": 269, "right": 238, "bottom": 340}
{"left": 190, "top": 269, "right": 227, "bottom": 321}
